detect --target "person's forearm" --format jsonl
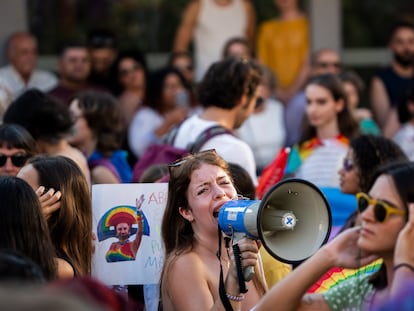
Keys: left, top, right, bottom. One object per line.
{"left": 174, "top": 27, "right": 191, "bottom": 52}
{"left": 390, "top": 264, "right": 414, "bottom": 297}
{"left": 253, "top": 247, "right": 334, "bottom": 311}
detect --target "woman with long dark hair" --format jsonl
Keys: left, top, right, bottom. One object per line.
{"left": 18, "top": 155, "right": 92, "bottom": 278}
{"left": 0, "top": 176, "right": 56, "bottom": 280}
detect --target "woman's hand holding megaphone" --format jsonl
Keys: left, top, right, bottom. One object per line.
{"left": 227, "top": 237, "right": 260, "bottom": 288}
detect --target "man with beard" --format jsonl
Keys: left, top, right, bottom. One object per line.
{"left": 370, "top": 21, "right": 414, "bottom": 138}
{"left": 105, "top": 195, "right": 145, "bottom": 263}
{"left": 48, "top": 42, "right": 107, "bottom": 105}
{"left": 171, "top": 57, "right": 261, "bottom": 184}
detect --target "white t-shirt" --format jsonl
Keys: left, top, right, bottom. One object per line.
{"left": 174, "top": 114, "right": 258, "bottom": 185}
{"left": 296, "top": 138, "right": 348, "bottom": 187}
{"left": 0, "top": 65, "right": 57, "bottom": 99}
{"left": 237, "top": 98, "right": 286, "bottom": 170}
{"left": 128, "top": 107, "right": 164, "bottom": 158}
{"left": 0, "top": 65, "right": 57, "bottom": 118}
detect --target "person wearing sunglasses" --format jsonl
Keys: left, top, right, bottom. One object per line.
{"left": 338, "top": 135, "right": 408, "bottom": 233}
{"left": 111, "top": 49, "right": 148, "bottom": 130}
{"left": 160, "top": 150, "right": 267, "bottom": 311}
{"left": 168, "top": 51, "right": 195, "bottom": 86}
{"left": 252, "top": 161, "right": 414, "bottom": 311}
{"left": 0, "top": 123, "right": 36, "bottom": 177}
{"left": 306, "top": 135, "right": 409, "bottom": 294}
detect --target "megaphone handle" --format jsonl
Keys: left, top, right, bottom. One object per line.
{"left": 232, "top": 244, "right": 248, "bottom": 293}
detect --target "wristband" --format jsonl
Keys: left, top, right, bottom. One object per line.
{"left": 226, "top": 293, "right": 245, "bottom": 302}
{"left": 393, "top": 263, "right": 414, "bottom": 272}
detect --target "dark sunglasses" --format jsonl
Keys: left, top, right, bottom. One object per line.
{"left": 356, "top": 192, "right": 405, "bottom": 223}
{"left": 255, "top": 97, "right": 264, "bottom": 109}
{"left": 316, "top": 62, "right": 342, "bottom": 69}
{"left": 89, "top": 36, "right": 116, "bottom": 48}
{"left": 343, "top": 158, "right": 354, "bottom": 172}
{"left": 119, "top": 63, "right": 142, "bottom": 77}
{"left": 176, "top": 64, "right": 193, "bottom": 72}
{"left": 0, "top": 154, "right": 30, "bottom": 167}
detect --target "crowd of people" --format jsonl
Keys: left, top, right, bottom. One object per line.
{"left": 0, "top": 0, "right": 413, "bottom": 310}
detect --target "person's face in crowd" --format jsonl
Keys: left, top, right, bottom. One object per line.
{"left": 116, "top": 222, "right": 131, "bottom": 242}
{"left": 390, "top": 27, "right": 414, "bottom": 68}
{"left": 179, "top": 163, "right": 237, "bottom": 237}
{"left": 9, "top": 35, "right": 37, "bottom": 78}
{"left": 226, "top": 42, "right": 251, "bottom": 60}
{"left": 16, "top": 163, "right": 39, "bottom": 191}
{"left": 338, "top": 148, "right": 360, "bottom": 194}
{"left": 305, "top": 83, "right": 344, "bottom": 130}
{"left": 118, "top": 57, "right": 146, "bottom": 91}
{"left": 234, "top": 87, "right": 260, "bottom": 129}
{"left": 357, "top": 174, "right": 406, "bottom": 256}
{"left": 171, "top": 55, "right": 194, "bottom": 83}
{"left": 274, "top": 0, "right": 298, "bottom": 10}
{"left": 67, "top": 99, "right": 94, "bottom": 148}
{"left": 342, "top": 81, "right": 359, "bottom": 110}
{"left": 163, "top": 73, "right": 185, "bottom": 108}
{"left": 313, "top": 50, "right": 342, "bottom": 75}
{"left": 59, "top": 48, "right": 91, "bottom": 83}
{"left": 90, "top": 47, "right": 117, "bottom": 75}
{"left": 0, "top": 145, "right": 30, "bottom": 177}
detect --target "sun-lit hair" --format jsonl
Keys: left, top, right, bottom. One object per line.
{"left": 29, "top": 155, "right": 92, "bottom": 276}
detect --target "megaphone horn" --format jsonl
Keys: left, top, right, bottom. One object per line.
{"left": 218, "top": 178, "right": 332, "bottom": 280}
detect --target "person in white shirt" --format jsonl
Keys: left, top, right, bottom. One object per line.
{"left": 173, "top": 57, "right": 261, "bottom": 185}
{"left": 237, "top": 64, "right": 286, "bottom": 174}
{"left": 0, "top": 32, "right": 57, "bottom": 108}
{"left": 393, "top": 88, "right": 414, "bottom": 160}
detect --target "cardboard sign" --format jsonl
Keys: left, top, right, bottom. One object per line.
{"left": 92, "top": 183, "right": 168, "bottom": 285}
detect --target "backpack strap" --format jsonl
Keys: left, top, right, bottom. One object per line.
{"left": 162, "top": 123, "right": 183, "bottom": 145}
{"left": 188, "top": 125, "right": 233, "bottom": 153}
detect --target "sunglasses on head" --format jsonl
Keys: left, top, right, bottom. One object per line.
{"left": 343, "top": 158, "right": 354, "bottom": 172}
{"left": 0, "top": 154, "right": 30, "bottom": 167}
{"left": 356, "top": 192, "right": 406, "bottom": 223}
{"left": 168, "top": 149, "right": 218, "bottom": 176}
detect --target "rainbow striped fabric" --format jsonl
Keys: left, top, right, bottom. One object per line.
{"left": 307, "top": 259, "right": 383, "bottom": 293}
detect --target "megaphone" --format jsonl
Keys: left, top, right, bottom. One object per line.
{"left": 218, "top": 178, "right": 331, "bottom": 281}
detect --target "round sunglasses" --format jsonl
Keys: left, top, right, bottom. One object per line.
{"left": 356, "top": 192, "right": 405, "bottom": 223}
{"left": 343, "top": 158, "right": 353, "bottom": 172}
{"left": 0, "top": 154, "right": 30, "bottom": 167}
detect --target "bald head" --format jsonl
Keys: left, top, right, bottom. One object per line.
{"left": 6, "top": 32, "right": 38, "bottom": 79}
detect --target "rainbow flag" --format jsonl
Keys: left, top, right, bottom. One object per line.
{"left": 307, "top": 259, "right": 383, "bottom": 293}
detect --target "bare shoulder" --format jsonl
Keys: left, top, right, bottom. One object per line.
{"left": 164, "top": 252, "right": 209, "bottom": 297}
{"left": 56, "top": 257, "right": 75, "bottom": 279}
{"left": 242, "top": 0, "right": 254, "bottom": 10}
{"left": 91, "top": 166, "right": 119, "bottom": 184}
{"left": 184, "top": 0, "right": 201, "bottom": 17}
{"left": 170, "top": 252, "right": 205, "bottom": 273}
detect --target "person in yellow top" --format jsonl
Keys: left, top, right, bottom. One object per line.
{"left": 256, "top": 0, "right": 310, "bottom": 104}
